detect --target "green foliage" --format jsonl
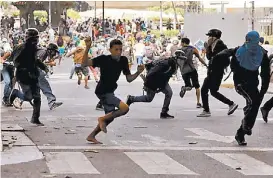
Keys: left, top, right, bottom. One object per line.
{"left": 11, "top": 10, "right": 20, "bottom": 17}
{"left": 151, "top": 29, "right": 180, "bottom": 37}
{"left": 67, "top": 9, "right": 80, "bottom": 19}
{"left": 0, "top": 1, "right": 10, "bottom": 9}
{"left": 33, "top": 11, "right": 48, "bottom": 18}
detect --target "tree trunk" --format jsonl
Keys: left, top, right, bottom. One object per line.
{"left": 171, "top": 1, "right": 178, "bottom": 30}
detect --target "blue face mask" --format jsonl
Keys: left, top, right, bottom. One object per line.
{"left": 235, "top": 31, "right": 263, "bottom": 71}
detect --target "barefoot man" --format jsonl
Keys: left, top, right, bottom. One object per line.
{"left": 82, "top": 37, "right": 144, "bottom": 144}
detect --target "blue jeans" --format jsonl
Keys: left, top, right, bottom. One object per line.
{"left": 1, "top": 65, "right": 12, "bottom": 101}
{"left": 136, "top": 56, "right": 143, "bottom": 65}
{"left": 38, "top": 69, "right": 56, "bottom": 107}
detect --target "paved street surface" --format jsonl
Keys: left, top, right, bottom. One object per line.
{"left": 2, "top": 59, "right": 273, "bottom": 178}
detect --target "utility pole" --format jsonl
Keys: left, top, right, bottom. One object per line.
{"left": 251, "top": 1, "right": 255, "bottom": 30}
{"left": 102, "top": 1, "right": 105, "bottom": 35}
{"left": 160, "top": 1, "right": 163, "bottom": 34}
{"left": 94, "top": 1, "right": 96, "bottom": 19}
{"left": 48, "top": 1, "right": 51, "bottom": 28}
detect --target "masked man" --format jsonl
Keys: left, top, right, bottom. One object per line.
{"left": 214, "top": 31, "right": 270, "bottom": 146}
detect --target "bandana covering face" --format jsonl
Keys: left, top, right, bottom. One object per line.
{"left": 235, "top": 31, "right": 263, "bottom": 71}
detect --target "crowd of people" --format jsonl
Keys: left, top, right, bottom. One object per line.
{"left": 1, "top": 14, "right": 273, "bottom": 146}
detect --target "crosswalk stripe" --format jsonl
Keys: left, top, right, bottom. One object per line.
{"left": 44, "top": 152, "right": 100, "bottom": 174}
{"left": 124, "top": 152, "right": 198, "bottom": 175}
{"left": 205, "top": 153, "right": 273, "bottom": 175}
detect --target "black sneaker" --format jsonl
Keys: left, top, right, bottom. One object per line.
{"left": 260, "top": 107, "right": 269, "bottom": 123}
{"left": 180, "top": 86, "right": 186, "bottom": 98}
{"left": 196, "top": 103, "right": 202, "bottom": 108}
{"left": 126, "top": 95, "right": 133, "bottom": 106}
{"left": 50, "top": 102, "right": 63, "bottom": 110}
{"left": 228, "top": 103, "right": 238, "bottom": 115}
{"left": 96, "top": 102, "right": 104, "bottom": 111}
{"left": 235, "top": 133, "right": 247, "bottom": 146}
{"left": 160, "top": 113, "right": 174, "bottom": 119}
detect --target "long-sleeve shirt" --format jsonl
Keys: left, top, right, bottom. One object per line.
{"left": 215, "top": 47, "right": 270, "bottom": 92}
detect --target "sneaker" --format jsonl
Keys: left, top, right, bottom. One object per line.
{"left": 197, "top": 111, "right": 211, "bottom": 117}
{"left": 180, "top": 86, "right": 186, "bottom": 98}
{"left": 235, "top": 133, "right": 247, "bottom": 146}
{"left": 84, "top": 85, "right": 90, "bottom": 89}
{"left": 2, "top": 100, "right": 12, "bottom": 107}
{"left": 160, "top": 113, "right": 174, "bottom": 119}
{"left": 13, "top": 97, "right": 23, "bottom": 110}
{"left": 96, "top": 103, "right": 104, "bottom": 111}
{"left": 228, "top": 103, "right": 238, "bottom": 115}
{"left": 260, "top": 107, "right": 269, "bottom": 123}
{"left": 196, "top": 103, "right": 202, "bottom": 108}
{"left": 50, "top": 102, "right": 63, "bottom": 110}
{"left": 185, "top": 87, "right": 192, "bottom": 91}
{"left": 126, "top": 95, "right": 133, "bottom": 106}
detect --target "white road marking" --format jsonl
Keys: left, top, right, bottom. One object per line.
{"left": 2, "top": 132, "right": 35, "bottom": 146}
{"left": 125, "top": 152, "right": 198, "bottom": 175}
{"left": 45, "top": 152, "right": 100, "bottom": 174}
{"left": 141, "top": 134, "right": 184, "bottom": 146}
{"left": 38, "top": 145, "right": 273, "bottom": 152}
{"left": 205, "top": 153, "right": 273, "bottom": 175}
{"left": 1, "top": 146, "right": 43, "bottom": 165}
{"left": 185, "top": 128, "right": 234, "bottom": 143}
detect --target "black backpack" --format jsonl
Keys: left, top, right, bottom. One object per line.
{"left": 144, "top": 59, "right": 175, "bottom": 91}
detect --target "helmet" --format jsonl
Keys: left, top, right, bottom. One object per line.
{"left": 206, "top": 29, "right": 222, "bottom": 39}
{"left": 47, "top": 43, "right": 59, "bottom": 52}
{"left": 25, "top": 28, "right": 39, "bottom": 41}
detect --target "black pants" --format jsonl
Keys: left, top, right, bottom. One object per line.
{"left": 235, "top": 83, "right": 260, "bottom": 133}
{"left": 19, "top": 82, "right": 41, "bottom": 120}
{"left": 201, "top": 72, "right": 233, "bottom": 112}
{"left": 131, "top": 83, "right": 173, "bottom": 113}
{"left": 262, "top": 97, "right": 273, "bottom": 111}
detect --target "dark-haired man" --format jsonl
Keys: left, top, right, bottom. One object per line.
{"left": 179, "top": 37, "right": 208, "bottom": 108}
{"left": 82, "top": 37, "right": 144, "bottom": 144}
{"left": 197, "top": 29, "right": 238, "bottom": 117}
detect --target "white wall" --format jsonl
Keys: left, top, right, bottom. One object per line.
{"left": 184, "top": 13, "right": 249, "bottom": 48}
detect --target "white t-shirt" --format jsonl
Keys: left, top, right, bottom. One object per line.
{"left": 134, "top": 43, "right": 145, "bottom": 56}
{"left": 262, "top": 44, "right": 273, "bottom": 57}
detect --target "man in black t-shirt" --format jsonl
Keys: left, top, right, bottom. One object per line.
{"left": 82, "top": 37, "right": 145, "bottom": 144}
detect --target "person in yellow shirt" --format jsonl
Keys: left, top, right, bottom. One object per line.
{"left": 67, "top": 43, "right": 91, "bottom": 89}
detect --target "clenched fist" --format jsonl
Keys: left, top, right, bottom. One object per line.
{"left": 84, "top": 36, "right": 92, "bottom": 48}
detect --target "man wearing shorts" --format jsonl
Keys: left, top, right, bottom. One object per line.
{"left": 82, "top": 37, "right": 144, "bottom": 144}
{"left": 179, "top": 38, "right": 208, "bottom": 108}
{"left": 67, "top": 45, "right": 90, "bottom": 89}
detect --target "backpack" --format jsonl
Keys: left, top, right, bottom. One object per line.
{"left": 180, "top": 46, "right": 195, "bottom": 74}
{"left": 57, "top": 36, "right": 64, "bottom": 47}
{"left": 144, "top": 46, "right": 154, "bottom": 59}
{"left": 144, "top": 59, "right": 174, "bottom": 91}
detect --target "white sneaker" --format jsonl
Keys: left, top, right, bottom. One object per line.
{"left": 197, "top": 111, "right": 211, "bottom": 117}
{"left": 13, "top": 97, "right": 23, "bottom": 110}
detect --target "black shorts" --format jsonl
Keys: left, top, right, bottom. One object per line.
{"left": 75, "top": 66, "right": 89, "bottom": 76}
{"left": 182, "top": 70, "right": 200, "bottom": 89}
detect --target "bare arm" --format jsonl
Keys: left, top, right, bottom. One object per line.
{"left": 2, "top": 52, "right": 11, "bottom": 61}
{"left": 82, "top": 37, "right": 93, "bottom": 67}
{"left": 126, "top": 70, "right": 142, "bottom": 83}
{"left": 193, "top": 48, "right": 207, "bottom": 67}
{"left": 66, "top": 50, "right": 76, "bottom": 58}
